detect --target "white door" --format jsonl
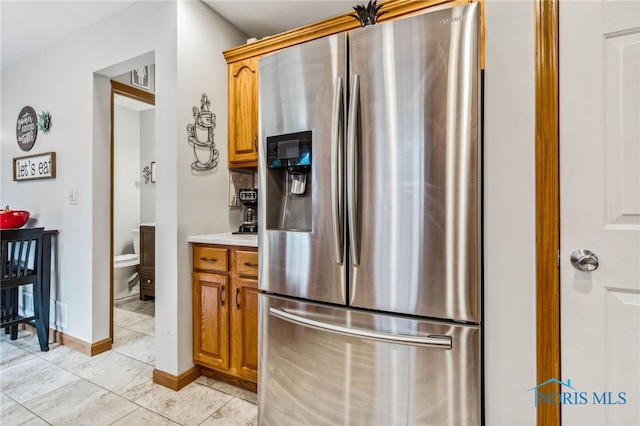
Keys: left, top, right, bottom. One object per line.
{"left": 560, "top": 1, "right": 640, "bottom": 425}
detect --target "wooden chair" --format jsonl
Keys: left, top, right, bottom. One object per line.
{"left": 1, "top": 227, "right": 49, "bottom": 351}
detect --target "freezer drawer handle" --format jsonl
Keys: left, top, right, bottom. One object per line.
{"left": 269, "top": 306, "right": 452, "bottom": 349}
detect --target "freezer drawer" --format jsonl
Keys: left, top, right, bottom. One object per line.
{"left": 258, "top": 295, "right": 481, "bottom": 425}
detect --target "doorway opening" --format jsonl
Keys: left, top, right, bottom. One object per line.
{"left": 110, "top": 80, "right": 155, "bottom": 346}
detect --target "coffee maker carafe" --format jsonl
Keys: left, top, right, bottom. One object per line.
{"left": 237, "top": 188, "right": 258, "bottom": 233}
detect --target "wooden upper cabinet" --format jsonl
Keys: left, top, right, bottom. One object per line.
{"left": 227, "top": 57, "right": 259, "bottom": 168}
{"left": 223, "top": 0, "right": 484, "bottom": 170}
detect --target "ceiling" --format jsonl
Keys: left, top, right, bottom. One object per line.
{"left": 0, "top": 0, "right": 364, "bottom": 70}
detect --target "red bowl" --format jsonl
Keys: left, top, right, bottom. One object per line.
{"left": 0, "top": 210, "right": 30, "bottom": 229}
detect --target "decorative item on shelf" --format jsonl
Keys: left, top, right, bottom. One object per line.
{"left": 16, "top": 106, "right": 38, "bottom": 152}
{"left": 141, "top": 162, "right": 156, "bottom": 184}
{"left": 37, "top": 111, "right": 52, "bottom": 133}
{"left": 187, "top": 93, "right": 219, "bottom": 172}
{"left": 350, "top": 0, "right": 385, "bottom": 27}
{"left": 141, "top": 165, "right": 151, "bottom": 184}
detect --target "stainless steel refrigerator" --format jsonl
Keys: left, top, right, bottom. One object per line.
{"left": 257, "top": 3, "right": 481, "bottom": 424}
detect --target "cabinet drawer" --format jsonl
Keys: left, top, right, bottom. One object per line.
{"left": 140, "top": 271, "right": 155, "bottom": 300}
{"left": 194, "top": 246, "right": 228, "bottom": 272}
{"left": 235, "top": 250, "right": 258, "bottom": 277}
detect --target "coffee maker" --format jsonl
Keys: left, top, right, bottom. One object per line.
{"left": 237, "top": 188, "right": 258, "bottom": 234}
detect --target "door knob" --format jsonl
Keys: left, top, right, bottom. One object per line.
{"left": 570, "top": 249, "right": 599, "bottom": 272}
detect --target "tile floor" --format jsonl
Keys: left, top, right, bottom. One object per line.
{"left": 0, "top": 296, "right": 258, "bottom": 426}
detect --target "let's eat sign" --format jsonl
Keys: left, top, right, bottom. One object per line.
{"left": 13, "top": 152, "right": 56, "bottom": 181}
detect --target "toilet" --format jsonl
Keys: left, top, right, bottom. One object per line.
{"left": 113, "top": 228, "right": 140, "bottom": 299}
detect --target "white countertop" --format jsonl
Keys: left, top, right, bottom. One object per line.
{"left": 187, "top": 232, "right": 258, "bottom": 247}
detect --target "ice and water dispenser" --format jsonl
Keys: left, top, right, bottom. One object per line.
{"left": 264, "top": 131, "right": 312, "bottom": 232}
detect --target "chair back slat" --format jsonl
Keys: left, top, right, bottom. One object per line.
{"left": 1, "top": 228, "right": 44, "bottom": 282}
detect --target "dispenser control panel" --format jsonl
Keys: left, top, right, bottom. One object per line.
{"left": 266, "top": 131, "right": 312, "bottom": 169}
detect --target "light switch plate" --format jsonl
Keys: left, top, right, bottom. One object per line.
{"left": 69, "top": 189, "right": 78, "bottom": 205}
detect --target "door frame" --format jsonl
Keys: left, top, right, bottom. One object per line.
{"left": 109, "top": 80, "right": 155, "bottom": 341}
{"left": 534, "top": 0, "right": 560, "bottom": 424}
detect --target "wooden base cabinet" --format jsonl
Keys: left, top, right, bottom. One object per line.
{"left": 231, "top": 274, "right": 259, "bottom": 382}
{"left": 139, "top": 225, "right": 155, "bottom": 300}
{"left": 193, "top": 271, "right": 229, "bottom": 370}
{"left": 192, "top": 244, "right": 258, "bottom": 390}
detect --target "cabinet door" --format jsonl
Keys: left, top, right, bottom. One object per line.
{"left": 228, "top": 57, "right": 259, "bottom": 167}
{"left": 193, "top": 271, "right": 229, "bottom": 370}
{"left": 140, "top": 226, "right": 155, "bottom": 300}
{"left": 140, "top": 226, "right": 155, "bottom": 268}
{"left": 231, "top": 276, "right": 259, "bottom": 382}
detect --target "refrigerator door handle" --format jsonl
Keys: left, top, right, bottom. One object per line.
{"left": 347, "top": 73, "right": 360, "bottom": 266}
{"left": 269, "top": 305, "right": 452, "bottom": 349}
{"left": 331, "top": 76, "right": 344, "bottom": 265}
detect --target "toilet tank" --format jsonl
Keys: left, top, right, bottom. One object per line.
{"left": 132, "top": 228, "right": 140, "bottom": 254}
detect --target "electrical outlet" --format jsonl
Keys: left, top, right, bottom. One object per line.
{"left": 69, "top": 189, "right": 78, "bottom": 205}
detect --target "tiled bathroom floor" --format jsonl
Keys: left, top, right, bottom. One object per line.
{"left": 0, "top": 299, "right": 258, "bottom": 425}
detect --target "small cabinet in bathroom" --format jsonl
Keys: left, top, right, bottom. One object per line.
{"left": 139, "top": 225, "right": 155, "bottom": 300}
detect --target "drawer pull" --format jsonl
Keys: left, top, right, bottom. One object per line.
{"left": 201, "top": 257, "right": 218, "bottom": 263}
{"left": 244, "top": 262, "right": 258, "bottom": 267}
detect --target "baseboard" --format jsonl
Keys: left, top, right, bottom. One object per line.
{"left": 21, "top": 324, "right": 112, "bottom": 356}
{"left": 153, "top": 366, "right": 201, "bottom": 391}
{"left": 199, "top": 366, "right": 257, "bottom": 393}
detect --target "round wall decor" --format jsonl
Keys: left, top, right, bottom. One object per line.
{"left": 16, "top": 106, "right": 38, "bottom": 151}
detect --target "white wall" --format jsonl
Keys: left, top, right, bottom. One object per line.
{"left": 1, "top": 1, "right": 179, "bottom": 344}
{"left": 140, "top": 108, "right": 156, "bottom": 224}
{"left": 154, "top": 0, "right": 247, "bottom": 375}
{"left": 484, "top": 1, "right": 536, "bottom": 424}
{"left": 1, "top": 0, "right": 245, "bottom": 377}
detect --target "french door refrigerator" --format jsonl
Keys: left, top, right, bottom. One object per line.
{"left": 257, "top": 3, "right": 481, "bottom": 425}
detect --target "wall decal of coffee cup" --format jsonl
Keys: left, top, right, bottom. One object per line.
{"left": 187, "top": 93, "right": 219, "bottom": 171}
